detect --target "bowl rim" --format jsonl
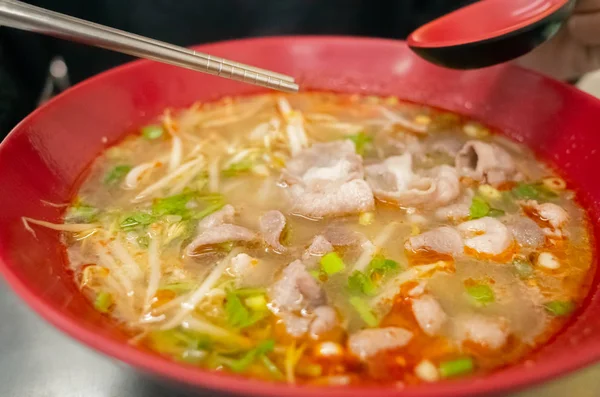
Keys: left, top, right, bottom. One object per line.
{"left": 1, "top": 35, "right": 600, "bottom": 397}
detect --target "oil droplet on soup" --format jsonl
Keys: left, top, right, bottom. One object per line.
{"left": 30, "top": 93, "right": 594, "bottom": 385}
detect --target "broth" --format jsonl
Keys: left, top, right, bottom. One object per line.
{"left": 27, "top": 93, "right": 594, "bottom": 385}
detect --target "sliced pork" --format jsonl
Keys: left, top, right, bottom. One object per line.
{"left": 522, "top": 200, "right": 569, "bottom": 238}
{"left": 365, "top": 153, "right": 460, "bottom": 208}
{"left": 506, "top": 216, "right": 545, "bottom": 249}
{"left": 453, "top": 315, "right": 509, "bottom": 350}
{"left": 198, "top": 204, "right": 235, "bottom": 229}
{"left": 269, "top": 260, "right": 326, "bottom": 312}
{"left": 185, "top": 225, "right": 257, "bottom": 256}
{"left": 412, "top": 294, "right": 448, "bottom": 336}
{"left": 282, "top": 141, "right": 375, "bottom": 218}
{"left": 260, "top": 210, "right": 287, "bottom": 252}
{"left": 405, "top": 226, "right": 463, "bottom": 256}
{"left": 435, "top": 189, "right": 474, "bottom": 221}
{"left": 455, "top": 141, "right": 517, "bottom": 185}
{"left": 348, "top": 327, "right": 413, "bottom": 360}
{"left": 301, "top": 235, "right": 334, "bottom": 268}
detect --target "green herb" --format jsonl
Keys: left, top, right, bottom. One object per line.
{"left": 439, "top": 357, "right": 474, "bottom": 378}
{"left": 152, "top": 192, "right": 196, "bottom": 218}
{"left": 104, "top": 165, "right": 131, "bottom": 185}
{"left": 469, "top": 196, "right": 490, "bottom": 219}
{"left": 141, "top": 124, "right": 164, "bottom": 140}
{"left": 513, "top": 257, "right": 534, "bottom": 279}
{"left": 195, "top": 201, "right": 225, "bottom": 220}
{"left": 94, "top": 291, "right": 113, "bottom": 313}
{"left": 222, "top": 159, "right": 254, "bottom": 177}
{"left": 137, "top": 235, "right": 150, "bottom": 248}
{"left": 544, "top": 301, "right": 575, "bottom": 316}
{"left": 65, "top": 204, "right": 98, "bottom": 223}
{"left": 225, "top": 291, "right": 267, "bottom": 329}
{"left": 348, "top": 271, "right": 378, "bottom": 296}
{"left": 349, "top": 296, "right": 378, "bottom": 327}
{"left": 369, "top": 256, "right": 399, "bottom": 275}
{"left": 346, "top": 132, "right": 373, "bottom": 156}
{"left": 512, "top": 182, "right": 558, "bottom": 201}
{"left": 232, "top": 288, "right": 267, "bottom": 297}
{"left": 120, "top": 212, "right": 155, "bottom": 230}
{"left": 226, "top": 339, "right": 275, "bottom": 373}
{"left": 465, "top": 284, "right": 495, "bottom": 305}
{"left": 320, "top": 252, "right": 345, "bottom": 275}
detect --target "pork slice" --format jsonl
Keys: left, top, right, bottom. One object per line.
{"left": 365, "top": 153, "right": 460, "bottom": 208}
{"left": 348, "top": 327, "right": 413, "bottom": 360}
{"left": 405, "top": 226, "right": 463, "bottom": 256}
{"left": 227, "top": 253, "right": 275, "bottom": 288}
{"left": 455, "top": 140, "right": 517, "bottom": 185}
{"left": 198, "top": 204, "right": 235, "bottom": 229}
{"left": 453, "top": 315, "right": 509, "bottom": 350}
{"left": 435, "top": 189, "right": 474, "bottom": 221}
{"left": 523, "top": 200, "right": 569, "bottom": 230}
{"left": 302, "top": 235, "right": 334, "bottom": 269}
{"left": 269, "top": 260, "right": 326, "bottom": 312}
{"left": 323, "top": 224, "right": 365, "bottom": 247}
{"left": 506, "top": 216, "right": 545, "bottom": 249}
{"left": 430, "top": 137, "right": 463, "bottom": 158}
{"left": 289, "top": 179, "right": 375, "bottom": 218}
{"left": 309, "top": 306, "right": 338, "bottom": 336}
{"left": 282, "top": 141, "right": 363, "bottom": 186}
{"left": 457, "top": 217, "right": 513, "bottom": 256}
{"left": 260, "top": 210, "right": 287, "bottom": 252}
{"left": 412, "top": 294, "right": 448, "bottom": 336}
{"left": 280, "top": 313, "right": 311, "bottom": 337}
{"left": 185, "top": 224, "right": 257, "bottom": 256}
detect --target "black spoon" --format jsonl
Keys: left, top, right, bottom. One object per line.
{"left": 407, "top": 0, "right": 575, "bottom": 69}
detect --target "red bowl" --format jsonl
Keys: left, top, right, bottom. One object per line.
{"left": 0, "top": 36, "right": 599, "bottom": 397}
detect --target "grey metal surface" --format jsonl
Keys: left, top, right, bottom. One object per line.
{"left": 1, "top": 279, "right": 600, "bottom": 397}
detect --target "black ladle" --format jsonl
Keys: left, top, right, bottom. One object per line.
{"left": 407, "top": 0, "right": 575, "bottom": 69}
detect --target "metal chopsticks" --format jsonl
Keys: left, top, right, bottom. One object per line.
{"left": 0, "top": 0, "right": 299, "bottom": 93}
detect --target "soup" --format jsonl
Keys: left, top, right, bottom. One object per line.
{"left": 24, "top": 93, "right": 594, "bottom": 386}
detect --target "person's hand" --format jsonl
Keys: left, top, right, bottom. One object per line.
{"left": 516, "top": 0, "right": 600, "bottom": 81}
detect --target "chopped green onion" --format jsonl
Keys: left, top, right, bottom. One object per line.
{"left": 194, "top": 201, "right": 225, "bottom": 220}
{"left": 465, "top": 284, "right": 495, "bottom": 305}
{"left": 439, "top": 357, "right": 474, "bottom": 378}
{"left": 513, "top": 257, "right": 534, "bottom": 279}
{"left": 349, "top": 296, "right": 378, "bottom": 327}
{"left": 232, "top": 288, "right": 267, "bottom": 297}
{"left": 225, "top": 291, "right": 267, "bottom": 329}
{"left": 65, "top": 204, "right": 98, "bottom": 223}
{"left": 104, "top": 165, "right": 131, "bottom": 185}
{"left": 469, "top": 196, "right": 490, "bottom": 219}
{"left": 512, "top": 182, "right": 558, "bottom": 200}
{"left": 152, "top": 192, "right": 196, "bottom": 218}
{"left": 94, "top": 291, "right": 113, "bottom": 313}
{"left": 544, "top": 301, "right": 575, "bottom": 316}
{"left": 244, "top": 295, "right": 268, "bottom": 312}
{"left": 141, "top": 124, "right": 164, "bottom": 140}
{"left": 369, "top": 256, "right": 399, "bottom": 274}
{"left": 226, "top": 339, "right": 275, "bottom": 373}
{"left": 358, "top": 211, "right": 375, "bottom": 226}
{"left": 120, "top": 212, "right": 155, "bottom": 230}
{"left": 348, "top": 270, "right": 378, "bottom": 296}
{"left": 346, "top": 132, "right": 373, "bottom": 155}
{"left": 320, "top": 252, "right": 345, "bottom": 275}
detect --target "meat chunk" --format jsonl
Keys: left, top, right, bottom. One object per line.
{"left": 365, "top": 153, "right": 460, "bottom": 208}
{"left": 412, "top": 294, "right": 448, "bottom": 336}
{"left": 455, "top": 141, "right": 517, "bottom": 185}
{"left": 280, "top": 313, "right": 311, "bottom": 337}
{"left": 453, "top": 315, "right": 509, "bottom": 350}
{"left": 309, "top": 306, "right": 338, "bottom": 336}
{"left": 282, "top": 141, "right": 375, "bottom": 218}
{"left": 430, "top": 137, "right": 463, "bottom": 158}
{"left": 506, "top": 216, "right": 545, "bottom": 249}
{"left": 405, "top": 226, "right": 463, "bottom": 256}
{"left": 457, "top": 217, "right": 513, "bottom": 256}
{"left": 269, "top": 260, "right": 326, "bottom": 312}
{"left": 227, "top": 253, "right": 275, "bottom": 288}
{"left": 348, "top": 327, "right": 413, "bottom": 360}
{"left": 260, "top": 210, "right": 287, "bottom": 252}
{"left": 185, "top": 225, "right": 257, "bottom": 256}
{"left": 288, "top": 179, "right": 374, "bottom": 218}
{"left": 435, "top": 189, "right": 474, "bottom": 221}
{"left": 323, "top": 224, "right": 365, "bottom": 247}
{"left": 198, "top": 204, "right": 235, "bottom": 229}
{"left": 302, "top": 235, "right": 334, "bottom": 268}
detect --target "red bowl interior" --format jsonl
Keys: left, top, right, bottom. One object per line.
{"left": 407, "top": 0, "right": 570, "bottom": 48}
{"left": 1, "top": 37, "right": 600, "bottom": 397}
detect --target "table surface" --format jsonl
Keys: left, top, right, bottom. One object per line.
{"left": 1, "top": 279, "right": 600, "bottom": 397}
